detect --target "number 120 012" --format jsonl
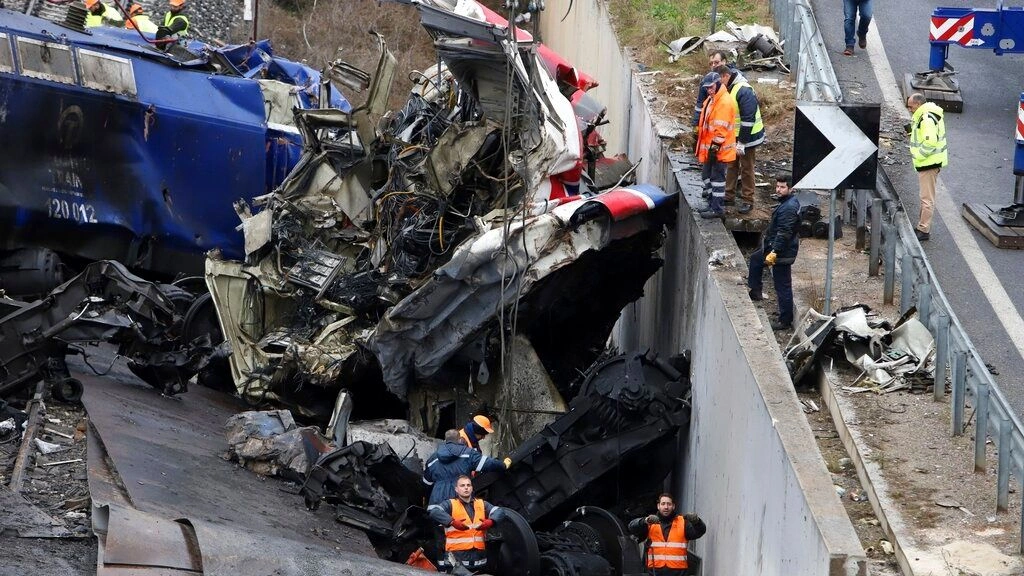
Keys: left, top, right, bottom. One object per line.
{"left": 47, "top": 198, "right": 98, "bottom": 223}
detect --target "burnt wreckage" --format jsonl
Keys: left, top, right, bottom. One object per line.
{"left": 1, "top": 1, "right": 692, "bottom": 573}
{"left": 299, "top": 351, "right": 692, "bottom": 576}
{"left": 204, "top": 0, "right": 678, "bottom": 430}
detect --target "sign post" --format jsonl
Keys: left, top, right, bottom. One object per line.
{"left": 792, "top": 103, "right": 880, "bottom": 317}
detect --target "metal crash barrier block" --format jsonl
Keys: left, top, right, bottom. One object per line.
{"left": 902, "top": 72, "right": 963, "bottom": 113}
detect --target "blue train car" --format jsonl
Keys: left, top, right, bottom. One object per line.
{"left": 0, "top": 9, "right": 349, "bottom": 294}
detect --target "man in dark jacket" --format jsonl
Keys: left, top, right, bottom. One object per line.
{"left": 628, "top": 493, "right": 706, "bottom": 576}
{"left": 423, "top": 430, "right": 508, "bottom": 505}
{"left": 748, "top": 174, "right": 800, "bottom": 331}
{"left": 719, "top": 67, "right": 765, "bottom": 215}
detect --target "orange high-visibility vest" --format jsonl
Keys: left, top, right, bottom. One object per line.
{"left": 647, "top": 516, "right": 688, "bottom": 570}
{"left": 696, "top": 88, "right": 737, "bottom": 165}
{"left": 445, "top": 499, "right": 486, "bottom": 552}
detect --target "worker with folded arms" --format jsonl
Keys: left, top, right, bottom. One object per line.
{"left": 428, "top": 475, "right": 505, "bottom": 574}
{"left": 423, "top": 429, "right": 511, "bottom": 505}
{"left": 84, "top": 0, "right": 124, "bottom": 28}
{"left": 629, "top": 493, "right": 706, "bottom": 576}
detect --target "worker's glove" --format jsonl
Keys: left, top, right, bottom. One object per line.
{"left": 903, "top": 122, "right": 912, "bottom": 135}
{"left": 764, "top": 251, "right": 777, "bottom": 267}
{"left": 736, "top": 143, "right": 745, "bottom": 156}
{"left": 503, "top": 457, "right": 513, "bottom": 469}
{"left": 451, "top": 519, "right": 469, "bottom": 531}
{"left": 645, "top": 514, "right": 659, "bottom": 525}
{"left": 683, "top": 513, "right": 701, "bottom": 524}
{"left": 708, "top": 144, "right": 719, "bottom": 163}
{"left": 478, "top": 518, "right": 495, "bottom": 530}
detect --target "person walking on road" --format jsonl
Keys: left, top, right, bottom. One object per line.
{"left": 748, "top": 174, "right": 800, "bottom": 331}
{"left": 628, "top": 493, "right": 706, "bottom": 576}
{"left": 906, "top": 93, "right": 948, "bottom": 242}
{"left": 428, "top": 475, "right": 505, "bottom": 574}
{"left": 422, "top": 430, "right": 509, "bottom": 505}
{"left": 696, "top": 66, "right": 738, "bottom": 219}
{"left": 843, "top": 0, "right": 872, "bottom": 55}
{"left": 720, "top": 66, "right": 765, "bottom": 215}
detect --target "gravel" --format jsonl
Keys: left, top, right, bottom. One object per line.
{"left": 4, "top": 0, "right": 243, "bottom": 44}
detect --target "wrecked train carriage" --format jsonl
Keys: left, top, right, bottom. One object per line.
{"left": 0, "top": 9, "right": 349, "bottom": 296}
{"left": 204, "top": 5, "right": 678, "bottom": 425}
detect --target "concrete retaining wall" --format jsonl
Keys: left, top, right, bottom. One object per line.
{"left": 540, "top": 2, "right": 867, "bottom": 574}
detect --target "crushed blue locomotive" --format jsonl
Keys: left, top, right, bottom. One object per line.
{"left": 0, "top": 9, "right": 349, "bottom": 294}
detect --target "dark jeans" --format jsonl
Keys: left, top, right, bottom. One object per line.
{"left": 844, "top": 0, "right": 872, "bottom": 47}
{"left": 748, "top": 247, "right": 794, "bottom": 325}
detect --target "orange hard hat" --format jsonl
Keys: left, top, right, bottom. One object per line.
{"left": 169, "top": 0, "right": 185, "bottom": 7}
{"left": 129, "top": 4, "right": 143, "bottom": 15}
{"left": 473, "top": 415, "right": 494, "bottom": 434}
{"left": 83, "top": 0, "right": 99, "bottom": 8}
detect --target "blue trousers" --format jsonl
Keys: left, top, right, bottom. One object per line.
{"left": 748, "top": 247, "right": 794, "bottom": 325}
{"left": 844, "top": 0, "right": 872, "bottom": 48}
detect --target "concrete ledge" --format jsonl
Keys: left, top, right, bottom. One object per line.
{"left": 818, "top": 368, "right": 915, "bottom": 575}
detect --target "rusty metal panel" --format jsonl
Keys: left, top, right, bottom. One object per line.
{"left": 102, "top": 505, "right": 202, "bottom": 572}
{"left": 77, "top": 48, "right": 136, "bottom": 97}
{"left": 0, "top": 33, "right": 13, "bottom": 74}
{"left": 16, "top": 37, "right": 74, "bottom": 84}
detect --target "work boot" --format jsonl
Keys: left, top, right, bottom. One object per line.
{"left": 699, "top": 196, "right": 724, "bottom": 219}
{"left": 748, "top": 289, "right": 764, "bottom": 301}
{"left": 915, "top": 229, "right": 930, "bottom": 241}
{"left": 737, "top": 202, "right": 753, "bottom": 214}
{"left": 770, "top": 319, "right": 792, "bottom": 331}
{"left": 858, "top": 35, "right": 867, "bottom": 49}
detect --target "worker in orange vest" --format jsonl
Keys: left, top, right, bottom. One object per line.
{"left": 458, "top": 414, "right": 494, "bottom": 451}
{"left": 427, "top": 475, "right": 505, "bottom": 573}
{"left": 696, "top": 65, "right": 738, "bottom": 219}
{"left": 628, "top": 493, "right": 706, "bottom": 575}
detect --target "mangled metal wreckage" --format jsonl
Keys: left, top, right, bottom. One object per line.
{"left": 204, "top": 0, "right": 678, "bottom": 428}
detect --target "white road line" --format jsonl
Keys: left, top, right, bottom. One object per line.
{"left": 864, "top": 23, "right": 1024, "bottom": 355}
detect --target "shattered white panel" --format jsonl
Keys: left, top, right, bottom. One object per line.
{"left": 77, "top": 49, "right": 136, "bottom": 97}
{"left": 17, "top": 38, "right": 74, "bottom": 85}
{"left": 242, "top": 209, "right": 273, "bottom": 256}
{"left": 347, "top": 419, "right": 439, "bottom": 466}
{"left": 0, "top": 34, "right": 13, "bottom": 74}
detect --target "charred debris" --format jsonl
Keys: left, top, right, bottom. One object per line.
{"left": 2, "top": 2, "right": 690, "bottom": 574}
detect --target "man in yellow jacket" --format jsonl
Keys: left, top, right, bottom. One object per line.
{"left": 906, "top": 93, "right": 948, "bottom": 241}
{"left": 696, "top": 66, "right": 738, "bottom": 218}
{"left": 84, "top": 0, "right": 124, "bottom": 28}
{"left": 124, "top": 3, "right": 159, "bottom": 33}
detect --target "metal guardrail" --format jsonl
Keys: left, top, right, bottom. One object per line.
{"left": 769, "top": 0, "right": 842, "bottom": 103}
{"left": 770, "top": 0, "right": 1024, "bottom": 554}
{"left": 873, "top": 172, "right": 1024, "bottom": 552}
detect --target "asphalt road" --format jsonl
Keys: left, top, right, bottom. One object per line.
{"left": 808, "top": 0, "right": 1024, "bottom": 415}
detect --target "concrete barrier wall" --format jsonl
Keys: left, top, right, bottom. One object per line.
{"left": 541, "top": 2, "right": 867, "bottom": 574}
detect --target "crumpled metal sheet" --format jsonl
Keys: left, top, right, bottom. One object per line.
{"left": 224, "top": 410, "right": 328, "bottom": 480}
{"left": 368, "top": 201, "right": 606, "bottom": 396}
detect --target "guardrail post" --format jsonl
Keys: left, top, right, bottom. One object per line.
{"left": 900, "top": 254, "right": 915, "bottom": 314}
{"left": 934, "top": 314, "right": 949, "bottom": 401}
{"left": 998, "top": 416, "right": 1011, "bottom": 512}
{"left": 869, "top": 198, "right": 881, "bottom": 276}
{"left": 975, "top": 381, "right": 990, "bottom": 472}
{"left": 855, "top": 190, "right": 867, "bottom": 249}
{"left": 883, "top": 224, "right": 896, "bottom": 304}
{"left": 918, "top": 283, "right": 932, "bottom": 326}
{"left": 951, "top": 351, "right": 967, "bottom": 436}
